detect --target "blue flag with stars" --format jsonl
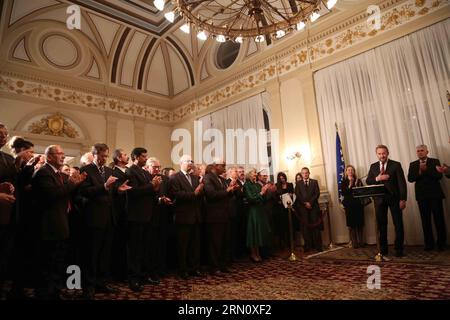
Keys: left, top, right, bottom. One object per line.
{"left": 336, "top": 128, "right": 345, "bottom": 203}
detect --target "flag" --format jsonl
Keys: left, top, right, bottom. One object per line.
{"left": 336, "top": 124, "right": 346, "bottom": 203}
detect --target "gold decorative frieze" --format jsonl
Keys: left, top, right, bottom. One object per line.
{"left": 28, "top": 113, "right": 80, "bottom": 138}
{"left": 0, "top": 75, "right": 173, "bottom": 123}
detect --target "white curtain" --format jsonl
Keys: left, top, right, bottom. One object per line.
{"left": 315, "top": 19, "right": 450, "bottom": 245}
{"left": 198, "top": 92, "right": 270, "bottom": 170}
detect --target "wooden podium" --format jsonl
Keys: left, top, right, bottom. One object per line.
{"left": 352, "top": 185, "right": 388, "bottom": 261}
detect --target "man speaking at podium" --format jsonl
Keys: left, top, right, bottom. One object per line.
{"left": 366, "top": 145, "right": 407, "bottom": 257}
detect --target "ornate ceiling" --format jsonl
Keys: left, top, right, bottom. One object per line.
{"left": 0, "top": 0, "right": 278, "bottom": 107}
{"left": 1, "top": 0, "right": 442, "bottom": 116}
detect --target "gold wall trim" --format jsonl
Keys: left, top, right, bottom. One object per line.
{"left": 0, "top": 72, "right": 173, "bottom": 123}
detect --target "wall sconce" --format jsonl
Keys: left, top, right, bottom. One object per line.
{"left": 286, "top": 151, "right": 301, "bottom": 161}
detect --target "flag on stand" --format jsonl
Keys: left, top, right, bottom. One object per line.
{"left": 336, "top": 124, "right": 346, "bottom": 204}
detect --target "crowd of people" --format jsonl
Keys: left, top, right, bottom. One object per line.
{"left": 0, "top": 121, "right": 449, "bottom": 300}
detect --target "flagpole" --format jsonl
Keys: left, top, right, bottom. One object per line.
{"left": 328, "top": 122, "right": 345, "bottom": 250}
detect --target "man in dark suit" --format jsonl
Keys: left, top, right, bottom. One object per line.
{"left": 226, "top": 167, "right": 245, "bottom": 262}
{"left": 367, "top": 144, "right": 407, "bottom": 257}
{"left": 0, "top": 123, "right": 17, "bottom": 298}
{"left": 32, "top": 145, "right": 86, "bottom": 299}
{"left": 146, "top": 157, "right": 173, "bottom": 280}
{"left": 407, "top": 145, "right": 446, "bottom": 251}
{"left": 204, "top": 159, "right": 239, "bottom": 274}
{"left": 79, "top": 143, "right": 130, "bottom": 299}
{"left": 295, "top": 167, "right": 322, "bottom": 252}
{"left": 111, "top": 149, "right": 129, "bottom": 281}
{"left": 168, "top": 154, "right": 204, "bottom": 279}
{"left": 125, "top": 147, "right": 161, "bottom": 291}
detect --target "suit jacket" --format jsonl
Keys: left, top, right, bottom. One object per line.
{"left": 0, "top": 150, "right": 17, "bottom": 225}
{"left": 168, "top": 171, "right": 202, "bottom": 224}
{"left": 407, "top": 157, "right": 444, "bottom": 201}
{"left": 203, "top": 173, "right": 231, "bottom": 224}
{"left": 148, "top": 173, "right": 170, "bottom": 226}
{"left": 294, "top": 179, "right": 320, "bottom": 213}
{"left": 112, "top": 166, "right": 128, "bottom": 222}
{"left": 125, "top": 164, "right": 157, "bottom": 223}
{"left": 366, "top": 159, "right": 407, "bottom": 201}
{"left": 79, "top": 163, "right": 116, "bottom": 228}
{"left": 226, "top": 178, "right": 245, "bottom": 218}
{"left": 32, "top": 163, "right": 77, "bottom": 240}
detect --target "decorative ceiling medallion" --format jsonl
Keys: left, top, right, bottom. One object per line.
{"left": 28, "top": 113, "right": 80, "bottom": 138}
{"left": 41, "top": 34, "right": 80, "bottom": 68}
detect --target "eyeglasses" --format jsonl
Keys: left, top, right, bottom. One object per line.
{"left": 183, "top": 160, "right": 194, "bottom": 164}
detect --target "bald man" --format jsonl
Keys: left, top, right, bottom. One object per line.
{"left": 32, "top": 145, "right": 86, "bottom": 299}
{"left": 408, "top": 145, "right": 446, "bottom": 251}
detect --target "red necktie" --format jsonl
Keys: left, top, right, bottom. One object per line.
{"left": 381, "top": 162, "right": 385, "bottom": 174}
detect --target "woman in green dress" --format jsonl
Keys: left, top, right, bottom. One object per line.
{"left": 244, "top": 168, "right": 271, "bottom": 262}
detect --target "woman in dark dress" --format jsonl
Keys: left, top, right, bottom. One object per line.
{"left": 341, "top": 165, "right": 365, "bottom": 248}
{"left": 273, "top": 172, "right": 294, "bottom": 252}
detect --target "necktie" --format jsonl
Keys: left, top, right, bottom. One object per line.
{"left": 381, "top": 162, "right": 385, "bottom": 174}
{"left": 99, "top": 166, "right": 106, "bottom": 182}
{"left": 57, "top": 171, "right": 64, "bottom": 185}
{"left": 304, "top": 180, "right": 308, "bottom": 187}
{"left": 186, "top": 173, "right": 192, "bottom": 186}
{"left": 218, "top": 177, "right": 225, "bottom": 189}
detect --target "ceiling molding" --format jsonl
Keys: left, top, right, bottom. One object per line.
{"left": 160, "top": 41, "right": 174, "bottom": 97}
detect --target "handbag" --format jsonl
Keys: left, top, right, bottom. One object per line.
{"left": 360, "top": 197, "right": 372, "bottom": 207}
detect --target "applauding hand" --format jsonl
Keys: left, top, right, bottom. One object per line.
{"left": 0, "top": 193, "right": 15, "bottom": 204}
{"left": 118, "top": 179, "right": 132, "bottom": 193}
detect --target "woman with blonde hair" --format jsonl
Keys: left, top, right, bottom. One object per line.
{"left": 341, "top": 165, "right": 365, "bottom": 248}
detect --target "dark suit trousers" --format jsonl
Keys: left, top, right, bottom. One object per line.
{"left": 0, "top": 224, "right": 15, "bottom": 283}
{"left": 111, "top": 217, "right": 128, "bottom": 281}
{"left": 207, "top": 223, "right": 229, "bottom": 271}
{"left": 38, "top": 240, "right": 67, "bottom": 298}
{"left": 375, "top": 199, "right": 404, "bottom": 254}
{"left": 177, "top": 223, "right": 200, "bottom": 274}
{"left": 146, "top": 223, "right": 160, "bottom": 277}
{"left": 127, "top": 221, "right": 152, "bottom": 283}
{"left": 83, "top": 225, "right": 113, "bottom": 290}
{"left": 152, "top": 211, "right": 169, "bottom": 275}
{"left": 299, "top": 208, "right": 323, "bottom": 251}
{"left": 418, "top": 199, "right": 446, "bottom": 248}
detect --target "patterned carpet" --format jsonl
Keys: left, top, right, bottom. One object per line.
{"left": 55, "top": 246, "right": 450, "bottom": 300}
{"left": 307, "top": 245, "right": 450, "bottom": 266}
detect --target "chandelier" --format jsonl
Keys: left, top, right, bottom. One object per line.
{"left": 154, "top": 0, "right": 338, "bottom": 42}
